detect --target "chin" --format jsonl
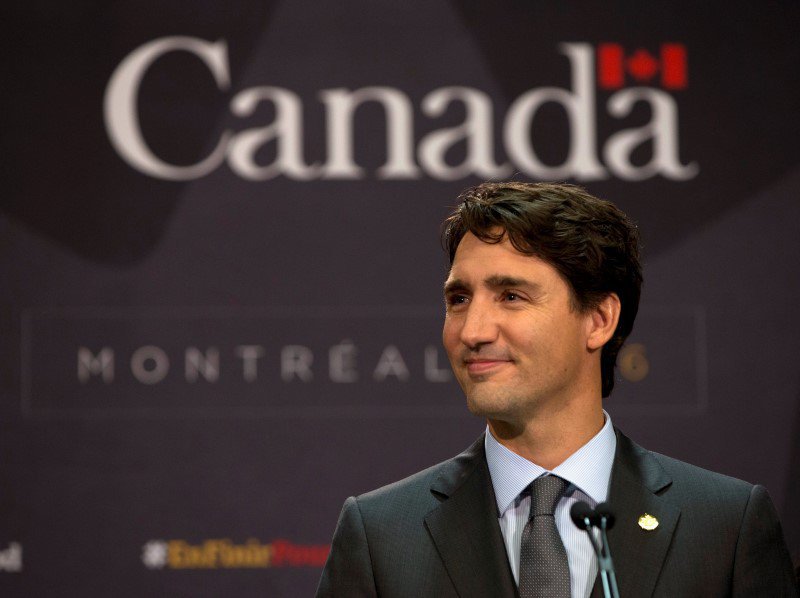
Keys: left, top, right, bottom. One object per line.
{"left": 465, "top": 391, "right": 517, "bottom": 421}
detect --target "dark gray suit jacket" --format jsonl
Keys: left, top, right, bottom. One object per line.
{"left": 317, "top": 430, "right": 798, "bottom": 597}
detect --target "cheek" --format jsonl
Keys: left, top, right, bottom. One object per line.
{"left": 442, "top": 314, "right": 458, "bottom": 343}
{"left": 503, "top": 325, "right": 538, "bottom": 355}
{"left": 442, "top": 317, "right": 464, "bottom": 359}
{"left": 442, "top": 319, "right": 457, "bottom": 350}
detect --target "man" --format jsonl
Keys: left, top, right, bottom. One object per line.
{"left": 316, "top": 182, "right": 798, "bottom": 597}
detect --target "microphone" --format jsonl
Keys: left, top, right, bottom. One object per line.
{"left": 595, "top": 502, "right": 616, "bottom": 530}
{"left": 570, "top": 501, "right": 598, "bottom": 529}
{"left": 569, "top": 501, "right": 620, "bottom": 598}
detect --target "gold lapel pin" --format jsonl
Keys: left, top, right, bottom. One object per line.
{"left": 638, "top": 513, "right": 659, "bottom": 531}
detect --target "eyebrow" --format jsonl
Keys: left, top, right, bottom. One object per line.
{"left": 485, "top": 275, "right": 539, "bottom": 290}
{"left": 443, "top": 275, "right": 542, "bottom": 294}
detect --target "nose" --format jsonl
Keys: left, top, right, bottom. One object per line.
{"left": 458, "top": 299, "right": 499, "bottom": 350}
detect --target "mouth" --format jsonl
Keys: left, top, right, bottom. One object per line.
{"left": 464, "top": 359, "right": 512, "bottom": 376}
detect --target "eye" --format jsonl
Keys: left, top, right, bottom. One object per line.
{"left": 502, "top": 291, "right": 523, "bottom": 302}
{"left": 445, "top": 294, "right": 468, "bottom": 308}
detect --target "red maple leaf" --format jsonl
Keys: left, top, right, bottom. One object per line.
{"left": 627, "top": 49, "right": 659, "bottom": 81}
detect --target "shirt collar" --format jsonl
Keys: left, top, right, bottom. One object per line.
{"left": 484, "top": 410, "right": 617, "bottom": 516}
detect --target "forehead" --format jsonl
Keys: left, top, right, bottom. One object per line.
{"left": 447, "top": 232, "right": 557, "bottom": 282}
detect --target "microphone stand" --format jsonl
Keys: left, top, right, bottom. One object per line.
{"left": 571, "top": 502, "right": 620, "bottom": 598}
{"left": 595, "top": 512, "right": 620, "bottom": 598}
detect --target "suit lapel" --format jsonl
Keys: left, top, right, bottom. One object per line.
{"left": 424, "top": 437, "right": 518, "bottom": 598}
{"left": 590, "top": 430, "right": 680, "bottom": 598}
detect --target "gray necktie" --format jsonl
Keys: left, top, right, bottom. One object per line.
{"left": 518, "top": 475, "right": 571, "bottom": 598}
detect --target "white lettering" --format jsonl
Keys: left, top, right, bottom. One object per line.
{"left": 228, "top": 87, "right": 320, "bottom": 180}
{"left": 77, "top": 347, "right": 114, "bottom": 383}
{"left": 604, "top": 88, "right": 699, "bottom": 180}
{"left": 236, "top": 345, "right": 265, "bottom": 382}
{"left": 424, "top": 345, "right": 451, "bottom": 382}
{"left": 281, "top": 345, "right": 314, "bottom": 382}
{"left": 185, "top": 347, "right": 220, "bottom": 383}
{"left": 106, "top": 38, "right": 696, "bottom": 183}
{"left": 329, "top": 341, "right": 358, "bottom": 383}
{"left": 504, "top": 43, "right": 607, "bottom": 181}
{"left": 320, "top": 87, "right": 420, "bottom": 179}
{"left": 373, "top": 345, "right": 410, "bottom": 381}
{"left": 0, "top": 542, "right": 22, "bottom": 572}
{"left": 419, "top": 87, "right": 511, "bottom": 180}
{"left": 130, "top": 345, "right": 169, "bottom": 384}
{"left": 104, "top": 36, "right": 231, "bottom": 180}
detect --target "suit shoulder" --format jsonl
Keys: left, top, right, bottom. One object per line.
{"left": 354, "top": 437, "right": 485, "bottom": 517}
{"left": 367, "top": 458, "right": 443, "bottom": 490}
{"left": 649, "top": 449, "right": 755, "bottom": 502}
{"left": 617, "top": 430, "right": 754, "bottom": 499}
{"left": 355, "top": 458, "right": 452, "bottom": 511}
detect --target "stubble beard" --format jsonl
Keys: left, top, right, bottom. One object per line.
{"left": 462, "top": 380, "right": 529, "bottom": 423}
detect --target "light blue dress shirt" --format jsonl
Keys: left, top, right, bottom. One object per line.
{"left": 484, "top": 411, "right": 616, "bottom": 598}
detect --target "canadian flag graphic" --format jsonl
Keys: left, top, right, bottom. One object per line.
{"left": 597, "top": 43, "right": 687, "bottom": 89}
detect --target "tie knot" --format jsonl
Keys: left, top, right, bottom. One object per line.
{"left": 528, "top": 475, "right": 567, "bottom": 517}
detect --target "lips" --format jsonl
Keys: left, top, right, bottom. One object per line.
{"left": 464, "top": 359, "right": 512, "bottom": 375}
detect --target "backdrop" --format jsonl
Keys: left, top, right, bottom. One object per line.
{"left": 3, "top": 1, "right": 799, "bottom": 595}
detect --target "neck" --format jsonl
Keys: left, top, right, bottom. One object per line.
{"left": 487, "top": 399, "right": 605, "bottom": 470}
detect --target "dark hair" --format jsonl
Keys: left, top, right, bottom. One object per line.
{"left": 441, "top": 182, "right": 642, "bottom": 398}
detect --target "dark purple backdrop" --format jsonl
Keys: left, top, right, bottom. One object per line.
{"left": 2, "top": 1, "right": 799, "bottom": 595}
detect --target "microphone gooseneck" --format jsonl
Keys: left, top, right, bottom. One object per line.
{"left": 594, "top": 502, "right": 616, "bottom": 530}
{"left": 568, "top": 501, "right": 620, "bottom": 598}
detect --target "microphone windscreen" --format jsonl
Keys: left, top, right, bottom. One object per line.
{"left": 570, "top": 501, "right": 596, "bottom": 529}
{"left": 595, "top": 502, "right": 616, "bottom": 530}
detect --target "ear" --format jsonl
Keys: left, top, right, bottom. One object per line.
{"left": 586, "top": 293, "right": 621, "bottom": 350}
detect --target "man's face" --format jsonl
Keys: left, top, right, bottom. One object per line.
{"left": 442, "top": 232, "right": 596, "bottom": 423}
